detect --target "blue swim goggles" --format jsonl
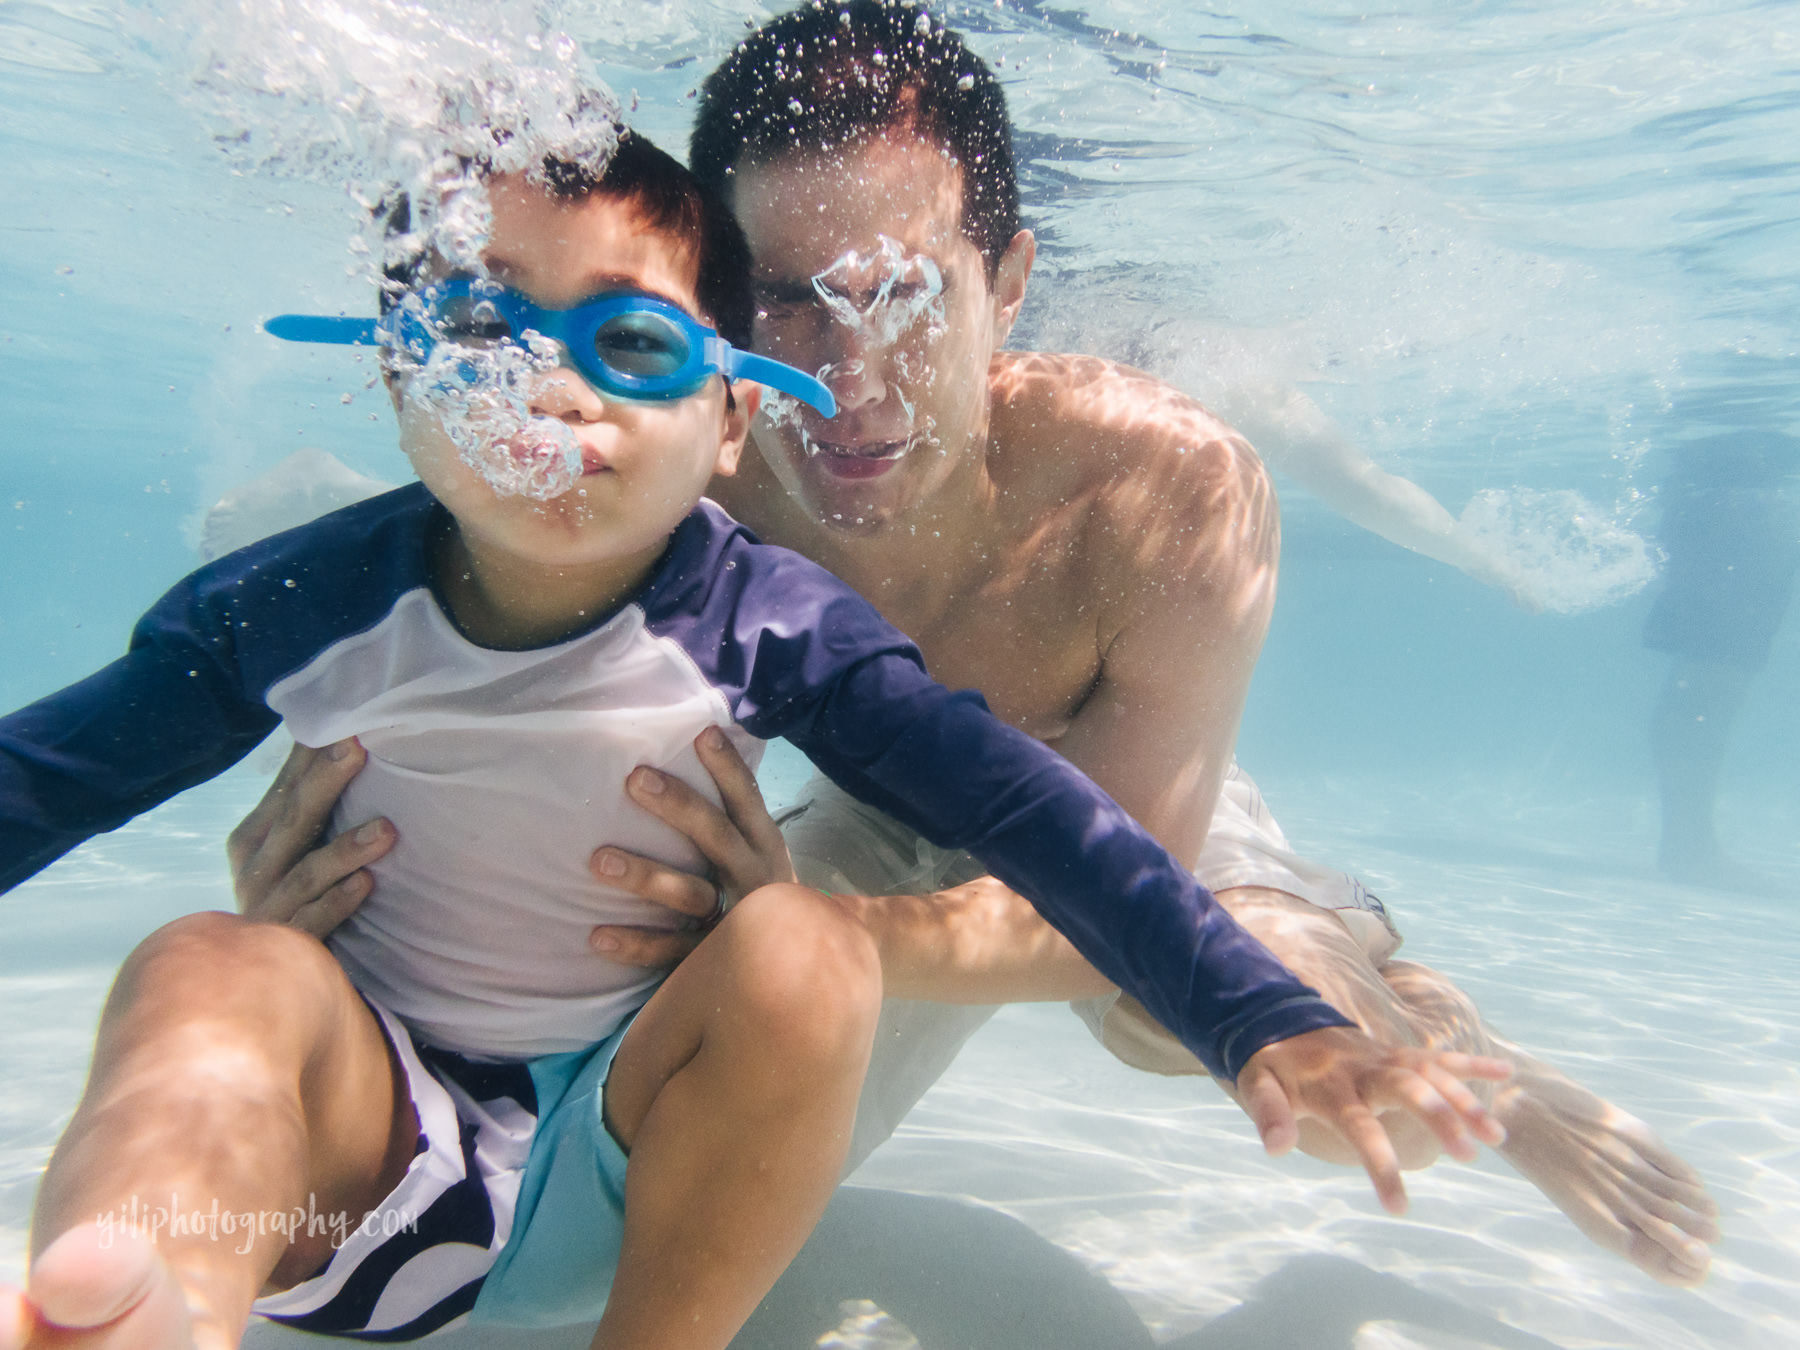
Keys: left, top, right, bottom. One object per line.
{"left": 265, "top": 278, "right": 837, "bottom": 417}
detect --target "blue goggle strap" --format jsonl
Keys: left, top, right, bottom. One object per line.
{"left": 265, "top": 311, "right": 839, "bottom": 418}
{"left": 264, "top": 314, "right": 381, "bottom": 345}
{"left": 709, "top": 338, "right": 838, "bottom": 418}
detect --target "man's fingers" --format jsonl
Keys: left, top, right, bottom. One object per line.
{"left": 226, "top": 741, "right": 323, "bottom": 870}
{"left": 590, "top": 846, "right": 719, "bottom": 920}
{"left": 695, "top": 728, "right": 788, "bottom": 861}
{"left": 243, "top": 818, "right": 392, "bottom": 926}
{"left": 290, "top": 871, "right": 374, "bottom": 939}
{"left": 1238, "top": 1065, "right": 1299, "bottom": 1158}
{"left": 590, "top": 924, "right": 704, "bottom": 971}
{"left": 626, "top": 767, "right": 758, "bottom": 887}
{"left": 253, "top": 739, "right": 368, "bottom": 880}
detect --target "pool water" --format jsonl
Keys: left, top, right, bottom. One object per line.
{"left": 2, "top": 2, "right": 1795, "bottom": 1347}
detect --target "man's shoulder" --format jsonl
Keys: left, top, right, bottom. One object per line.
{"left": 986, "top": 350, "right": 1272, "bottom": 553}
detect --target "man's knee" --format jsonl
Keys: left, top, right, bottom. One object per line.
{"left": 1215, "top": 887, "right": 1413, "bottom": 1046}
{"left": 718, "top": 884, "right": 882, "bottom": 1063}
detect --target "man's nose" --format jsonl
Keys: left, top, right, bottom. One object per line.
{"left": 818, "top": 329, "right": 890, "bottom": 415}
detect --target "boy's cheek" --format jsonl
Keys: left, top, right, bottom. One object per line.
{"left": 394, "top": 402, "right": 464, "bottom": 493}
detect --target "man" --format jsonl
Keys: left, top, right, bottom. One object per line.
{"left": 235, "top": 0, "right": 1718, "bottom": 1288}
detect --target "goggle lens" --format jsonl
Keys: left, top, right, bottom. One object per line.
{"left": 592, "top": 311, "right": 691, "bottom": 381}
{"left": 435, "top": 294, "right": 515, "bottom": 346}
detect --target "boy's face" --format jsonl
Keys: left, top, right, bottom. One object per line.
{"left": 395, "top": 176, "right": 752, "bottom": 573}
{"left": 733, "top": 133, "right": 1028, "bottom": 535}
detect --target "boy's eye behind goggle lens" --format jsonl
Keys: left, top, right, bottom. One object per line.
{"left": 592, "top": 312, "right": 689, "bottom": 379}
{"left": 434, "top": 297, "right": 514, "bottom": 346}
{"left": 429, "top": 297, "right": 692, "bottom": 386}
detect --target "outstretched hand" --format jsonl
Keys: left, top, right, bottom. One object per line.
{"left": 227, "top": 738, "right": 394, "bottom": 937}
{"left": 1237, "top": 1026, "right": 1512, "bottom": 1214}
{"left": 588, "top": 727, "right": 797, "bottom": 969}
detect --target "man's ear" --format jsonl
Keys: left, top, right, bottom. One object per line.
{"left": 713, "top": 381, "right": 761, "bottom": 478}
{"left": 991, "top": 229, "right": 1036, "bottom": 346}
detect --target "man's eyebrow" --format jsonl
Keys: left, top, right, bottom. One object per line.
{"left": 754, "top": 277, "right": 824, "bottom": 303}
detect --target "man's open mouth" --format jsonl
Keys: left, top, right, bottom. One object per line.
{"left": 812, "top": 438, "right": 910, "bottom": 478}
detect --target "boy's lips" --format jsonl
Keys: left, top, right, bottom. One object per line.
{"left": 812, "top": 438, "right": 909, "bottom": 480}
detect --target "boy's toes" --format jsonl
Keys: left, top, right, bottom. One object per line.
{"left": 28, "top": 1225, "right": 193, "bottom": 1349}
{"left": 0, "top": 1286, "right": 35, "bottom": 1350}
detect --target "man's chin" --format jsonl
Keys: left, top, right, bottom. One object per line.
{"left": 787, "top": 460, "right": 914, "bottom": 534}
{"left": 813, "top": 510, "right": 893, "bottom": 537}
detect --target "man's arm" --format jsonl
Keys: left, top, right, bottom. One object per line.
{"left": 1039, "top": 363, "right": 1278, "bottom": 867}
{"left": 1215, "top": 381, "right": 1543, "bottom": 609}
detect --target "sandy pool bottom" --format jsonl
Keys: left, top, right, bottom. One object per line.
{"left": 2, "top": 765, "right": 1794, "bottom": 1349}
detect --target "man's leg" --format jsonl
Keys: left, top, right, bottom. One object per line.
{"left": 1104, "top": 886, "right": 1719, "bottom": 1286}
{"left": 592, "top": 883, "right": 882, "bottom": 1350}
{"left": 1, "top": 912, "right": 417, "bottom": 1350}
{"left": 778, "top": 773, "right": 1001, "bottom": 1177}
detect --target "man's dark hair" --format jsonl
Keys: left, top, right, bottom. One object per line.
{"left": 691, "top": 0, "right": 1019, "bottom": 282}
{"left": 382, "top": 129, "right": 755, "bottom": 346}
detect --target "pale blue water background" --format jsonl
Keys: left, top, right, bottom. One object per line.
{"left": 2, "top": 3, "right": 1796, "bottom": 1347}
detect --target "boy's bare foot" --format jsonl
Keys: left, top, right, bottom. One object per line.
{"left": 1493, "top": 1047, "right": 1720, "bottom": 1286}
{"left": 4, "top": 1224, "right": 196, "bottom": 1350}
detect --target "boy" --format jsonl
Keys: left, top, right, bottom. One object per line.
{"left": 0, "top": 132, "right": 1503, "bottom": 1350}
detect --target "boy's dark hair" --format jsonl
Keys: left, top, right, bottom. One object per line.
{"left": 691, "top": 0, "right": 1019, "bottom": 282}
{"left": 383, "top": 129, "right": 755, "bottom": 346}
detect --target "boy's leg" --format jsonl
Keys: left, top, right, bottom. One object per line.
{"left": 5, "top": 912, "right": 416, "bottom": 1350}
{"left": 594, "top": 882, "right": 882, "bottom": 1350}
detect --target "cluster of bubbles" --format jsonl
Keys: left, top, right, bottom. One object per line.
{"left": 1457, "top": 487, "right": 1657, "bottom": 615}
{"left": 394, "top": 313, "right": 587, "bottom": 502}
{"left": 764, "top": 234, "right": 949, "bottom": 455}
{"left": 176, "top": 0, "right": 620, "bottom": 265}
{"left": 170, "top": 0, "right": 622, "bottom": 499}
{"left": 810, "top": 235, "right": 948, "bottom": 353}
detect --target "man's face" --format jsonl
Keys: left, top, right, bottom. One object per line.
{"left": 395, "top": 176, "right": 747, "bottom": 572}
{"left": 733, "top": 134, "right": 1016, "bottom": 534}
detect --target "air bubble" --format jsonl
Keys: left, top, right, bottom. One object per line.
{"left": 170, "top": 0, "right": 621, "bottom": 277}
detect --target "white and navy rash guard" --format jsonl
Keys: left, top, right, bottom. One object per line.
{"left": 0, "top": 485, "right": 1350, "bottom": 1078}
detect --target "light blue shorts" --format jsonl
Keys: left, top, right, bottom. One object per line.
{"left": 252, "top": 1000, "right": 638, "bottom": 1338}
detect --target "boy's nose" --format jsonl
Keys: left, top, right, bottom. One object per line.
{"left": 528, "top": 365, "right": 606, "bottom": 421}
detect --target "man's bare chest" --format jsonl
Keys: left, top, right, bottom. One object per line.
{"left": 894, "top": 583, "right": 1103, "bottom": 743}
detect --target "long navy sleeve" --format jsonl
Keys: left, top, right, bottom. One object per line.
{"left": 642, "top": 506, "right": 1354, "bottom": 1081}
{"left": 2, "top": 488, "right": 1352, "bottom": 1080}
